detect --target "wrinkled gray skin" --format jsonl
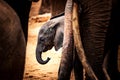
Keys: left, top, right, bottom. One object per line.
{"left": 36, "top": 15, "right": 64, "bottom": 64}
{"left": 0, "top": 0, "right": 26, "bottom": 80}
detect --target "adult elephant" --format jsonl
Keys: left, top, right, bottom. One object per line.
{"left": 58, "top": 0, "right": 120, "bottom": 80}
{"left": 55, "top": 0, "right": 120, "bottom": 80}
{"left": 36, "top": 0, "right": 120, "bottom": 80}
{"left": 0, "top": 0, "right": 26, "bottom": 80}
{"left": 4, "top": 0, "right": 39, "bottom": 42}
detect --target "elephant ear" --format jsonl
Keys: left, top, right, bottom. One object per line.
{"left": 47, "top": 21, "right": 57, "bottom": 29}
{"left": 54, "top": 26, "right": 63, "bottom": 51}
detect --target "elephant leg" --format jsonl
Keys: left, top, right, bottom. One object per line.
{"left": 58, "top": 0, "right": 74, "bottom": 79}
{"left": 104, "top": 0, "right": 120, "bottom": 79}
{"left": 107, "top": 47, "right": 119, "bottom": 80}
{"left": 58, "top": 53, "right": 74, "bottom": 80}
{"left": 79, "top": 0, "right": 112, "bottom": 79}
{"left": 74, "top": 50, "right": 83, "bottom": 80}
{"left": 102, "top": 52, "right": 110, "bottom": 80}
{"left": 105, "top": 26, "right": 120, "bottom": 79}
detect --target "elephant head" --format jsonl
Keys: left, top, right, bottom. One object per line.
{"left": 36, "top": 14, "right": 64, "bottom": 64}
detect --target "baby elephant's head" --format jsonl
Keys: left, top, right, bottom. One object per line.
{"left": 36, "top": 15, "right": 64, "bottom": 64}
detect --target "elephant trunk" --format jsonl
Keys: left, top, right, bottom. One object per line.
{"left": 36, "top": 49, "right": 50, "bottom": 64}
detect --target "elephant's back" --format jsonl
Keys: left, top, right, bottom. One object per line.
{"left": 0, "top": 0, "right": 21, "bottom": 30}
{"left": 0, "top": 0, "right": 24, "bottom": 55}
{"left": 0, "top": 1, "right": 26, "bottom": 80}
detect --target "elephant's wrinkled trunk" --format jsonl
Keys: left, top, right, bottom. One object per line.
{"left": 36, "top": 49, "right": 50, "bottom": 64}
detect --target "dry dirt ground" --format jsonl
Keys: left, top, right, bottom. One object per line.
{"left": 23, "top": 13, "right": 63, "bottom": 80}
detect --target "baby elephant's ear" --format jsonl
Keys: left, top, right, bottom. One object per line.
{"left": 54, "top": 29, "right": 63, "bottom": 51}
{"left": 49, "top": 21, "right": 56, "bottom": 28}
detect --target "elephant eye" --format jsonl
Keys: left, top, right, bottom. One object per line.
{"left": 39, "top": 29, "right": 44, "bottom": 34}
{"left": 49, "top": 28, "right": 53, "bottom": 32}
{"left": 46, "top": 28, "right": 53, "bottom": 33}
{"left": 39, "top": 37, "right": 44, "bottom": 41}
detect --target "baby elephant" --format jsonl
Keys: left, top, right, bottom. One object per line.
{"left": 36, "top": 13, "right": 64, "bottom": 64}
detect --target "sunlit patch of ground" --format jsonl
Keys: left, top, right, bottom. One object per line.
{"left": 23, "top": 13, "right": 62, "bottom": 80}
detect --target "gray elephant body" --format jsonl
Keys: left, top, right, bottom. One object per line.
{"left": 0, "top": 0, "right": 26, "bottom": 80}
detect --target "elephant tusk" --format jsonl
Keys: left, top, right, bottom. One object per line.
{"left": 72, "top": 3, "right": 98, "bottom": 80}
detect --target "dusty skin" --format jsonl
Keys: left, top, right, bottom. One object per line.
{"left": 23, "top": 13, "right": 62, "bottom": 80}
